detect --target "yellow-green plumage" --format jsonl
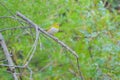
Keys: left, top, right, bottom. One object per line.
{"left": 47, "top": 23, "right": 59, "bottom": 35}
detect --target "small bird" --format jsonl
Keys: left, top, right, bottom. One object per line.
{"left": 47, "top": 23, "right": 59, "bottom": 35}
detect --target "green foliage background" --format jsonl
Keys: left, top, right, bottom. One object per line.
{"left": 0, "top": 0, "right": 120, "bottom": 80}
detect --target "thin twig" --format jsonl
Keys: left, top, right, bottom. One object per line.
{"left": 0, "top": 16, "right": 27, "bottom": 24}
{"left": 0, "top": 64, "right": 25, "bottom": 68}
{"left": 27, "top": 66, "right": 33, "bottom": 80}
{"left": 23, "top": 26, "right": 40, "bottom": 66}
{"left": 0, "top": 59, "right": 7, "bottom": 62}
{"left": 0, "top": 26, "right": 32, "bottom": 32}
{"left": 0, "top": 16, "right": 15, "bottom": 19}
{"left": 40, "top": 61, "right": 53, "bottom": 72}
{"left": 69, "top": 68, "right": 77, "bottom": 77}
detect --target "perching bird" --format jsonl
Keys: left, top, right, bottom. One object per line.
{"left": 47, "top": 23, "right": 59, "bottom": 35}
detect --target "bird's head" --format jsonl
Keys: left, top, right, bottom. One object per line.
{"left": 53, "top": 23, "right": 59, "bottom": 28}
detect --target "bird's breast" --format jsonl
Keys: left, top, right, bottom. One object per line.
{"left": 47, "top": 27, "right": 59, "bottom": 35}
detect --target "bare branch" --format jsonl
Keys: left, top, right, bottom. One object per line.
{"left": 0, "top": 26, "right": 32, "bottom": 32}
{"left": 0, "top": 16, "right": 27, "bottom": 25}
{"left": 0, "top": 64, "right": 25, "bottom": 68}
{"left": 0, "top": 33, "right": 18, "bottom": 80}
{"left": 0, "top": 16, "right": 15, "bottom": 19}
{"left": 27, "top": 66, "right": 33, "bottom": 80}
{"left": 40, "top": 61, "right": 53, "bottom": 72}
{"left": 23, "top": 24, "right": 40, "bottom": 66}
